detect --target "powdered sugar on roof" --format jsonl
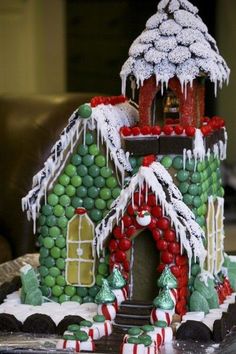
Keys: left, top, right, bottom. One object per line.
{"left": 120, "top": 0, "right": 230, "bottom": 95}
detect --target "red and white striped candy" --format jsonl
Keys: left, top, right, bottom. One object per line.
{"left": 170, "top": 288, "right": 178, "bottom": 304}
{"left": 150, "top": 308, "right": 173, "bottom": 325}
{"left": 113, "top": 287, "right": 128, "bottom": 309}
{"left": 92, "top": 320, "right": 112, "bottom": 337}
{"left": 79, "top": 326, "right": 100, "bottom": 340}
{"left": 120, "top": 342, "right": 145, "bottom": 354}
{"left": 97, "top": 303, "right": 117, "bottom": 321}
{"left": 56, "top": 339, "right": 95, "bottom": 352}
{"left": 148, "top": 332, "right": 162, "bottom": 348}
{"left": 144, "top": 344, "right": 158, "bottom": 354}
{"left": 154, "top": 326, "right": 173, "bottom": 344}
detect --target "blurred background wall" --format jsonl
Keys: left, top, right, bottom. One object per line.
{"left": 0, "top": 0, "right": 235, "bottom": 162}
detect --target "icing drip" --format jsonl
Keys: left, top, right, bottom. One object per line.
{"left": 22, "top": 101, "right": 138, "bottom": 229}
{"left": 95, "top": 161, "right": 206, "bottom": 269}
{"left": 120, "top": 0, "right": 230, "bottom": 94}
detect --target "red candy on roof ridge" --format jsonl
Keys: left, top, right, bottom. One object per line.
{"left": 120, "top": 116, "right": 225, "bottom": 138}
{"left": 90, "top": 95, "right": 127, "bottom": 107}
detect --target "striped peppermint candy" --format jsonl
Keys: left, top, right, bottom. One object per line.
{"left": 147, "top": 331, "right": 162, "bottom": 348}
{"left": 150, "top": 308, "right": 173, "bottom": 325}
{"left": 79, "top": 326, "right": 100, "bottom": 340}
{"left": 154, "top": 326, "right": 173, "bottom": 344}
{"left": 97, "top": 303, "right": 117, "bottom": 321}
{"left": 56, "top": 339, "right": 95, "bottom": 352}
{"left": 120, "top": 342, "right": 145, "bottom": 354}
{"left": 170, "top": 288, "right": 178, "bottom": 304}
{"left": 113, "top": 287, "right": 128, "bottom": 309}
{"left": 92, "top": 320, "right": 112, "bottom": 337}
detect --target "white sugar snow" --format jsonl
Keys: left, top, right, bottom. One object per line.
{"left": 155, "top": 35, "right": 177, "bottom": 52}
{"left": 176, "top": 28, "right": 205, "bottom": 46}
{"left": 145, "top": 48, "right": 167, "bottom": 64}
{"left": 168, "top": 0, "right": 180, "bottom": 13}
{"left": 146, "top": 12, "right": 168, "bottom": 29}
{"left": 129, "top": 42, "right": 151, "bottom": 57}
{"left": 120, "top": 0, "right": 230, "bottom": 94}
{"left": 157, "top": 0, "right": 171, "bottom": 12}
{"left": 133, "top": 58, "right": 153, "bottom": 87}
{"left": 168, "top": 45, "right": 191, "bottom": 64}
{"left": 174, "top": 10, "right": 208, "bottom": 33}
{"left": 176, "top": 59, "right": 199, "bottom": 81}
{"left": 179, "top": 0, "right": 198, "bottom": 14}
{"left": 139, "top": 29, "right": 160, "bottom": 44}
{"left": 154, "top": 59, "right": 176, "bottom": 83}
{"left": 190, "top": 41, "right": 212, "bottom": 59}
{"left": 159, "top": 19, "right": 182, "bottom": 35}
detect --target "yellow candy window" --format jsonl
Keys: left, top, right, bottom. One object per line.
{"left": 66, "top": 211, "right": 96, "bottom": 286}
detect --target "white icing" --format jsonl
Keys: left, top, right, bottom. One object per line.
{"left": 155, "top": 35, "right": 177, "bottom": 53}
{"left": 95, "top": 161, "right": 206, "bottom": 268}
{"left": 146, "top": 13, "right": 168, "bottom": 29}
{"left": 198, "top": 271, "right": 214, "bottom": 287}
{"left": 139, "top": 29, "right": 160, "bottom": 44}
{"left": 159, "top": 19, "right": 182, "bottom": 36}
{"left": 144, "top": 48, "right": 167, "bottom": 64}
{"left": 120, "top": 0, "right": 230, "bottom": 95}
{"left": 129, "top": 42, "right": 152, "bottom": 58}
{"left": 0, "top": 292, "right": 98, "bottom": 325}
{"left": 176, "top": 28, "right": 205, "bottom": 46}
{"left": 168, "top": 46, "right": 191, "bottom": 64}
{"left": 174, "top": 10, "right": 208, "bottom": 33}
{"left": 168, "top": 0, "right": 180, "bottom": 13}
{"left": 22, "top": 101, "right": 138, "bottom": 228}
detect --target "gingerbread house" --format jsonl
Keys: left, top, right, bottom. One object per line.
{"left": 22, "top": 0, "right": 231, "bottom": 324}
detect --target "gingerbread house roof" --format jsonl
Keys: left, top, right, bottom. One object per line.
{"left": 22, "top": 101, "right": 138, "bottom": 230}
{"left": 120, "top": 0, "right": 230, "bottom": 95}
{"left": 95, "top": 161, "right": 207, "bottom": 269}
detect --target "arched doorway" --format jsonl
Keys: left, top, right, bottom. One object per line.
{"left": 130, "top": 229, "right": 160, "bottom": 301}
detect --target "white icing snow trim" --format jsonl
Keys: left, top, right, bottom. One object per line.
{"left": 0, "top": 292, "right": 98, "bottom": 325}
{"left": 95, "top": 161, "right": 206, "bottom": 270}
{"left": 159, "top": 19, "right": 182, "bottom": 36}
{"left": 120, "top": 0, "right": 230, "bottom": 95}
{"left": 198, "top": 271, "right": 214, "bottom": 287}
{"left": 158, "top": 0, "right": 198, "bottom": 15}
{"left": 22, "top": 101, "right": 138, "bottom": 230}
{"left": 182, "top": 128, "right": 227, "bottom": 169}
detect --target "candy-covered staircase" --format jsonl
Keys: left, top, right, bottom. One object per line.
{"left": 114, "top": 300, "right": 153, "bottom": 329}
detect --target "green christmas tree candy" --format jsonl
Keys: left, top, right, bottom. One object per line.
{"left": 153, "top": 287, "right": 174, "bottom": 310}
{"left": 157, "top": 266, "right": 177, "bottom": 289}
{"left": 107, "top": 267, "right": 126, "bottom": 289}
{"left": 94, "top": 279, "right": 115, "bottom": 304}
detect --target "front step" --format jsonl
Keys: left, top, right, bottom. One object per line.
{"left": 114, "top": 300, "right": 153, "bottom": 329}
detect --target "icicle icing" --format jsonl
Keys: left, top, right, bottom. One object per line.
{"left": 120, "top": 0, "right": 230, "bottom": 93}
{"left": 95, "top": 161, "right": 206, "bottom": 269}
{"left": 22, "top": 101, "right": 138, "bottom": 227}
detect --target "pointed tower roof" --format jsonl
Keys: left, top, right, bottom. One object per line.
{"left": 120, "top": 0, "right": 230, "bottom": 94}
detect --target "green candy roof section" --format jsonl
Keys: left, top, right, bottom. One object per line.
{"left": 95, "top": 161, "right": 206, "bottom": 270}
{"left": 22, "top": 101, "right": 138, "bottom": 231}
{"left": 120, "top": 0, "right": 230, "bottom": 95}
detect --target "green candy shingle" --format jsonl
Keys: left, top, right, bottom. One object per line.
{"left": 189, "top": 290, "right": 209, "bottom": 314}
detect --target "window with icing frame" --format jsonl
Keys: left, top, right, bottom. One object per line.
{"left": 66, "top": 211, "right": 96, "bottom": 286}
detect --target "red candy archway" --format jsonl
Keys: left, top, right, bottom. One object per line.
{"left": 108, "top": 190, "right": 189, "bottom": 316}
